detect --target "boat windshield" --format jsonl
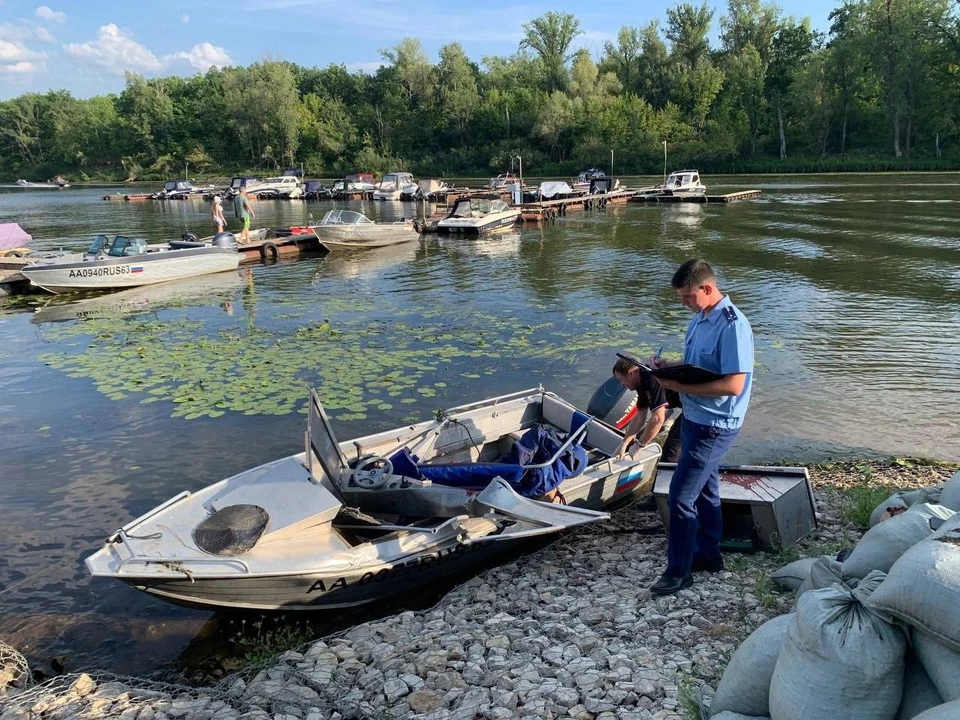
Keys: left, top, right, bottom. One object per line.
{"left": 86, "top": 234, "right": 110, "bottom": 254}
{"left": 164, "top": 181, "right": 177, "bottom": 191}
{"left": 450, "top": 198, "right": 509, "bottom": 217}
{"left": 321, "top": 210, "right": 373, "bottom": 225}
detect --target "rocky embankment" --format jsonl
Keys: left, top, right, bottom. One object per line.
{"left": 1, "top": 460, "right": 952, "bottom": 720}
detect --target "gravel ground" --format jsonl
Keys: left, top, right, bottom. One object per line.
{"left": 1, "top": 459, "right": 955, "bottom": 720}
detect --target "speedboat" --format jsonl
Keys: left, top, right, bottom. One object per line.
{"left": 21, "top": 233, "right": 241, "bottom": 294}
{"left": 573, "top": 168, "right": 606, "bottom": 192}
{"left": 663, "top": 170, "right": 707, "bottom": 197}
{"left": 14, "top": 178, "right": 69, "bottom": 189}
{"left": 401, "top": 179, "right": 448, "bottom": 201}
{"left": 254, "top": 176, "right": 303, "bottom": 199}
{"left": 373, "top": 172, "right": 415, "bottom": 201}
{"left": 84, "top": 386, "right": 661, "bottom": 611}
{"left": 434, "top": 195, "right": 521, "bottom": 234}
{"left": 302, "top": 180, "right": 331, "bottom": 200}
{"left": 153, "top": 179, "right": 215, "bottom": 200}
{"left": 226, "top": 176, "right": 264, "bottom": 198}
{"left": 305, "top": 209, "right": 420, "bottom": 248}
{"left": 488, "top": 173, "right": 519, "bottom": 190}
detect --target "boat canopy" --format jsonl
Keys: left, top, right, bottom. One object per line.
{"left": 379, "top": 172, "right": 414, "bottom": 188}
{"left": 164, "top": 180, "right": 191, "bottom": 191}
{"left": 448, "top": 196, "right": 511, "bottom": 218}
{"left": 539, "top": 181, "right": 574, "bottom": 198}
{"left": 0, "top": 222, "right": 32, "bottom": 251}
{"left": 320, "top": 209, "right": 374, "bottom": 225}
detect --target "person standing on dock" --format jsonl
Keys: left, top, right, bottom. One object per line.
{"left": 646, "top": 259, "right": 754, "bottom": 596}
{"left": 233, "top": 187, "right": 256, "bottom": 245}
{"left": 211, "top": 196, "right": 227, "bottom": 235}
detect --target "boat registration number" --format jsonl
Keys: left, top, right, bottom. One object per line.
{"left": 68, "top": 266, "right": 132, "bottom": 278}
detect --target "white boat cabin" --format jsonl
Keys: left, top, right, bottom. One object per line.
{"left": 448, "top": 197, "right": 511, "bottom": 218}
{"left": 379, "top": 172, "right": 414, "bottom": 189}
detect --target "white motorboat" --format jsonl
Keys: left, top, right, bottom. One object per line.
{"left": 226, "top": 176, "right": 264, "bottom": 198}
{"left": 254, "top": 176, "right": 303, "bottom": 199}
{"left": 663, "top": 169, "right": 707, "bottom": 197}
{"left": 373, "top": 172, "right": 415, "bottom": 201}
{"left": 435, "top": 195, "right": 521, "bottom": 234}
{"left": 21, "top": 233, "right": 241, "bottom": 294}
{"left": 310, "top": 209, "right": 420, "bottom": 248}
{"left": 84, "top": 386, "right": 661, "bottom": 611}
{"left": 401, "top": 179, "right": 448, "bottom": 201}
{"left": 14, "top": 178, "right": 69, "bottom": 189}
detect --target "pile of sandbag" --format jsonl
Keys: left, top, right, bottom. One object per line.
{"left": 707, "top": 470, "right": 960, "bottom": 720}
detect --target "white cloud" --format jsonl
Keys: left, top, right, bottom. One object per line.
{"left": 170, "top": 42, "right": 231, "bottom": 71}
{"left": 35, "top": 6, "right": 67, "bottom": 23}
{"left": 64, "top": 23, "right": 164, "bottom": 75}
{"left": 64, "top": 25, "right": 232, "bottom": 76}
{"left": 34, "top": 26, "right": 55, "bottom": 43}
{"left": 0, "top": 60, "right": 43, "bottom": 75}
{"left": 0, "top": 38, "right": 46, "bottom": 77}
{"left": 181, "top": 13, "right": 190, "bottom": 24}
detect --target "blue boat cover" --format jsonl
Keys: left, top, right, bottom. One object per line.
{"left": 390, "top": 422, "right": 588, "bottom": 498}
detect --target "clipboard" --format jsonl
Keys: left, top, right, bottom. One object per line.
{"left": 616, "top": 352, "right": 722, "bottom": 385}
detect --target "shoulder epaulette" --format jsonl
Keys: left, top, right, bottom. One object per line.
{"left": 723, "top": 306, "right": 738, "bottom": 323}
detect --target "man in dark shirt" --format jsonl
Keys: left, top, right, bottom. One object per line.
{"left": 612, "top": 354, "right": 683, "bottom": 462}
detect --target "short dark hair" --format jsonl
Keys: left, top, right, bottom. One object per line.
{"left": 671, "top": 259, "right": 716, "bottom": 289}
{"left": 612, "top": 356, "right": 638, "bottom": 376}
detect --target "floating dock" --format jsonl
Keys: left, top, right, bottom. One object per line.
{"left": 518, "top": 189, "right": 637, "bottom": 223}
{"left": 630, "top": 190, "right": 761, "bottom": 204}
{"left": 237, "top": 232, "right": 323, "bottom": 263}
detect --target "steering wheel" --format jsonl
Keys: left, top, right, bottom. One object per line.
{"left": 352, "top": 455, "right": 394, "bottom": 490}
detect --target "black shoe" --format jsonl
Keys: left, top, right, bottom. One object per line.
{"left": 650, "top": 572, "right": 694, "bottom": 596}
{"left": 691, "top": 554, "right": 725, "bottom": 573}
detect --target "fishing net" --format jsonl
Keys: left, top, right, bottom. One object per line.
{"left": 193, "top": 504, "right": 269, "bottom": 556}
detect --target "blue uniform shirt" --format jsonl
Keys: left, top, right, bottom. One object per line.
{"left": 680, "top": 294, "right": 754, "bottom": 429}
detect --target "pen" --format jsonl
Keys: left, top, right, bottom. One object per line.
{"left": 655, "top": 346, "right": 663, "bottom": 361}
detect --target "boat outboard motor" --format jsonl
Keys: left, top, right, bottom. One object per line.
{"left": 213, "top": 231, "right": 238, "bottom": 250}
{"left": 586, "top": 377, "right": 637, "bottom": 430}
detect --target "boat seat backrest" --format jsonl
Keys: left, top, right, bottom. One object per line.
{"left": 541, "top": 392, "right": 621, "bottom": 455}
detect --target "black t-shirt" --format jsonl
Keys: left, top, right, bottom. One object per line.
{"left": 637, "top": 373, "right": 682, "bottom": 412}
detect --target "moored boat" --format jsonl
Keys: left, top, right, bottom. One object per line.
{"left": 373, "top": 172, "right": 415, "bottom": 201}
{"left": 21, "top": 233, "right": 241, "bottom": 294}
{"left": 84, "top": 386, "right": 661, "bottom": 611}
{"left": 662, "top": 169, "right": 707, "bottom": 197}
{"left": 435, "top": 195, "right": 521, "bottom": 234}
{"left": 307, "top": 209, "right": 420, "bottom": 248}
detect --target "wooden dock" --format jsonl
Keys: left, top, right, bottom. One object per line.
{"left": 630, "top": 189, "right": 761, "bottom": 204}
{"left": 519, "top": 189, "right": 637, "bottom": 223}
{"left": 237, "top": 231, "right": 323, "bottom": 263}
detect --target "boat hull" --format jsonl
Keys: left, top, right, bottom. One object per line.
{"left": 114, "top": 459, "right": 652, "bottom": 612}
{"left": 21, "top": 248, "right": 240, "bottom": 293}
{"left": 313, "top": 225, "right": 420, "bottom": 248}
{"left": 435, "top": 211, "right": 521, "bottom": 234}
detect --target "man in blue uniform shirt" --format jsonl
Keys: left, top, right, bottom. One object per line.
{"left": 646, "top": 259, "right": 754, "bottom": 596}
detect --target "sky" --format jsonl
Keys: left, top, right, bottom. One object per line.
{"left": 0, "top": 0, "right": 838, "bottom": 100}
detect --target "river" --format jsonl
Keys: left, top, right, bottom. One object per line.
{"left": 0, "top": 173, "right": 957, "bottom": 677}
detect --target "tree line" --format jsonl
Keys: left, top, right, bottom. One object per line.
{"left": 3, "top": 0, "right": 960, "bottom": 181}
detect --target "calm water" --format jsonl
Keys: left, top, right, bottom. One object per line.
{"left": 0, "top": 174, "right": 958, "bottom": 676}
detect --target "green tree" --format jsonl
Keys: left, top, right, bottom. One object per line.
{"left": 437, "top": 43, "right": 480, "bottom": 142}
{"left": 520, "top": 11, "right": 583, "bottom": 92}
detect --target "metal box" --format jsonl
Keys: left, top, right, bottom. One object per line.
{"left": 652, "top": 464, "right": 818, "bottom": 551}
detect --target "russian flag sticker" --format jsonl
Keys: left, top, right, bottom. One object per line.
{"left": 130, "top": 265, "right": 144, "bottom": 274}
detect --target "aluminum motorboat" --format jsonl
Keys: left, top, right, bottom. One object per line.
{"left": 85, "top": 386, "right": 661, "bottom": 611}
{"left": 21, "top": 233, "right": 241, "bottom": 294}
{"left": 308, "top": 209, "right": 420, "bottom": 248}
{"left": 435, "top": 195, "right": 521, "bottom": 234}
{"left": 254, "top": 176, "right": 303, "bottom": 199}
{"left": 153, "top": 179, "right": 216, "bottom": 200}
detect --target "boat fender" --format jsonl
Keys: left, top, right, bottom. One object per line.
{"left": 586, "top": 377, "right": 638, "bottom": 430}
{"left": 181, "top": 232, "right": 200, "bottom": 244}
{"left": 260, "top": 242, "right": 279, "bottom": 261}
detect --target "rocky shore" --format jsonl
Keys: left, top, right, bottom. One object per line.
{"left": 1, "top": 459, "right": 954, "bottom": 720}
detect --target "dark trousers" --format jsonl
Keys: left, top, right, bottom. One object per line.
{"left": 662, "top": 413, "right": 682, "bottom": 463}
{"left": 666, "top": 418, "right": 740, "bottom": 578}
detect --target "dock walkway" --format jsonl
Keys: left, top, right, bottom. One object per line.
{"left": 630, "top": 189, "right": 761, "bottom": 204}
